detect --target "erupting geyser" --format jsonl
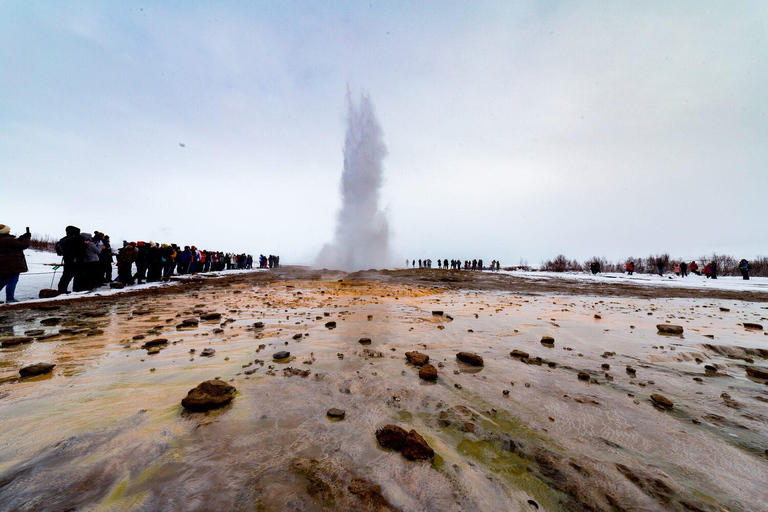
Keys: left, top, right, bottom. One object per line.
{"left": 316, "top": 91, "right": 390, "bottom": 271}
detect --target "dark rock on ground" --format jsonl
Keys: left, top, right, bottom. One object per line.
{"left": 283, "top": 367, "right": 310, "bottom": 377}
{"left": 200, "top": 312, "right": 222, "bottom": 321}
{"left": 744, "top": 322, "right": 763, "bottom": 330}
{"left": 253, "top": 321, "right": 265, "bottom": 329}
{"left": 147, "top": 346, "right": 161, "bottom": 355}
{"left": 38, "top": 288, "right": 62, "bottom": 298}
{"left": 19, "top": 363, "right": 56, "bottom": 377}
{"left": 746, "top": 366, "right": 768, "bottom": 379}
{"left": 419, "top": 363, "right": 438, "bottom": 381}
{"left": 360, "top": 348, "right": 384, "bottom": 358}
{"left": 201, "top": 347, "right": 215, "bottom": 357}
{"left": 273, "top": 351, "right": 290, "bottom": 360}
{"left": 327, "top": 408, "right": 346, "bottom": 419}
{"left": 650, "top": 394, "right": 673, "bottom": 408}
{"left": 402, "top": 430, "right": 434, "bottom": 460}
{"left": 577, "top": 371, "right": 590, "bottom": 381}
{"left": 142, "top": 338, "right": 168, "bottom": 348}
{"left": 1, "top": 337, "right": 33, "bottom": 347}
{"left": 181, "top": 379, "right": 236, "bottom": 411}
{"left": 510, "top": 350, "right": 529, "bottom": 359}
{"left": 24, "top": 329, "right": 44, "bottom": 336}
{"left": 657, "top": 324, "right": 684, "bottom": 335}
{"left": 457, "top": 351, "right": 484, "bottom": 366}
{"left": 405, "top": 351, "right": 429, "bottom": 366}
{"left": 358, "top": 337, "right": 372, "bottom": 345}
{"left": 325, "top": 321, "right": 337, "bottom": 328}
{"left": 540, "top": 336, "right": 555, "bottom": 346}
{"left": 40, "top": 317, "right": 61, "bottom": 326}
{"left": 109, "top": 282, "right": 125, "bottom": 289}
{"left": 376, "top": 424, "right": 408, "bottom": 450}
{"left": 432, "top": 310, "right": 444, "bottom": 316}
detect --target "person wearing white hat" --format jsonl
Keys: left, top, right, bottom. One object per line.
{"left": 0, "top": 224, "right": 31, "bottom": 303}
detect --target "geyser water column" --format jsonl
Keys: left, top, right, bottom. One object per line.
{"left": 316, "top": 91, "right": 391, "bottom": 271}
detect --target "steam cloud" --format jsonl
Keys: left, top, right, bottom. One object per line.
{"left": 316, "top": 91, "right": 390, "bottom": 271}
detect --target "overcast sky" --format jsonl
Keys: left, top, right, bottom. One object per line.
{"left": 2, "top": 1, "right": 766, "bottom": 266}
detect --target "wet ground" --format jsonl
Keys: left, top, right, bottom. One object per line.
{"left": 1, "top": 267, "right": 767, "bottom": 511}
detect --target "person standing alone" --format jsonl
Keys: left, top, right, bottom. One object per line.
{"left": 0, "top": 224, "right": 30, "bottom": 303}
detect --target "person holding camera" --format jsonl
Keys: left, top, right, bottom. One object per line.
{"left": 0, "top": 224, "right": 31, "bottom": 303}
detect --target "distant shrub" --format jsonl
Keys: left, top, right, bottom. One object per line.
{"left": 29, "top": 233, "right": 57, "bottom": 253}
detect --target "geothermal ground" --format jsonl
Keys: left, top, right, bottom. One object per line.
{"left": 1, "top": 268, "right": 768, "bottom": 511}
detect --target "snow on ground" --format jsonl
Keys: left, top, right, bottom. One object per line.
{"left": 499, "top": 269, "right": 768, "bottom": 293}
{"left": 2, "top": 250, "right": 267, "bottom": 306}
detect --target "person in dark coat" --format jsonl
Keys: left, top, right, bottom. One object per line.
{"left": 134, "top": 242, "right": 148, "bottom": 284}
{"left": 100, "top": 235, "right": 113, "bottom": 284}
{"left": 117, "top": 242, "right": 138, "bottom": 285}
{"left": 739, "top": 259, "right": 751, "bottom": 280}
{"left": 0, "top": 224, "right": 30, "bottom": 303}
{"left": 74, "top": 232, "right": 102, "bottom": 291}
{"left": 56, "top": 225, "right": 84, "bottom": 293}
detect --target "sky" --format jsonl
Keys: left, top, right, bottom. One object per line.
{"left": 2, "top": 1, "right": 766, "bottom": 266}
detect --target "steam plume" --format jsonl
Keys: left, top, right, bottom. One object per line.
{"left": 316, "top": 91, "right": 390, "bottom": 271}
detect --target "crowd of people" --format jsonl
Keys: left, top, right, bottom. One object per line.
{"left": 0, "top": 223, "right": 278, "bottom": 303}
{"left": 406, "top": 259, "right": 501, "bottom": 271}
{"left": 622, "top": 259, "right": 753, "bottom": 280}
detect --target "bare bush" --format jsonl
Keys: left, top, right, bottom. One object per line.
{"left": 29, "top": 233, "right": 57, "bottom": 253}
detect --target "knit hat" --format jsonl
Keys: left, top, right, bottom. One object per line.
{"left": 0, "top": 224, "right": 10, "bottom": 235}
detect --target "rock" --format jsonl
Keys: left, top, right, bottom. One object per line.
{"left": 147, "top": 346, "right": 161, "bottom": 355}
{"left": 283, "top": 367, "right": 310, "bottom": 377}
{"left": 405, "top": 351, "right": 429, "bottom": 366}
{"left": 38, "top": 288, "right": 62, "bottom": 299}
{"left": 360, "top": 348, "right": 384, "bottom": 358}
{"left": 19, "top": 363, "right": 55, "bottom": 377}
{"left": 201, "top": 347, "right": 216, "bottom": 357}
{"left": 578, "top": 371, "right": 590, "bottom": 381}
{"left": 657, "top": 324, "right": 684, "bottom": 335}
{"left": 325, "top": 321, "right": 337, "bottom": 329}
{"left": 744, "top": 323, "right": 764, "bottom": 330}
{"left": 181, "top": 380, "right": 236, "bottom": 411}
{"left": 650, "top": 394, "right": 673, "bottom": 408}
{"left": 540, "top": 336, "right": 555, "bottom": 346}
{"left": 1, "top": 336, "right": 33, "bottom": 347}
{"left": 704, "top": 364, "right": 717, "bottom": 372}
{"left": 200, "top": 312, "right": 221, "bottom": 321}
{"left": 40, "top": 317, "right": 61, "bottom": 326}
{"left": 719, "top": 307, "right": 730, "bottom": 312}
{"left": 457, "top": 352, "right": 484, "bottom": 366}
{"left": 358, "top": 337, "right": 372, "bottom": 345}
{"left": 253, "top": 322, "right": 265, "bottom": 329}
{"left": 432, "top": 310, "right": 444, "bottom": 316}
{"left": 292, "top": 333, "right": 303, "bottom": 340}
{"left": 24, "top": 329, "right": 44, "bottom": 336}
{"left": 273, "top": 351, "right": 291, "bottom": 360}
{"left": 142, "top": 338, "right": 168, "bottom": 348}
{"left": 327, "top": 408, "right": 346, "bottom": 419}
{"left": 177, "top": 318, "right": 199, "bottom": 329}
{"left": 402, "top": 430, "right": 434, "bottom": 460}
{"left": 601, "top": 363, "right": 610, "bottom": 370}
{"left": 510, "top": 350, "right": 529, "bottom": 359}
{"left": 376, "top": 424, "right": 408, "bottom": 450}
{"left": 419, "top": 363, "right": 438, "bottom": 381}
{"left": 109, "top": 282, "right": 125, "bottom": 289}
{"left": 746, "top": 366, "right": 768, "bottom": 379}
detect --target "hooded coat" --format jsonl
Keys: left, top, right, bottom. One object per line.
{"left": 0, "top": 232, "right": 30, "bottom": 278}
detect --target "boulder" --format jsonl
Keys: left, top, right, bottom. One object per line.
{"left": 746, "top": 366, "right": 768, "bottom": 379}
{"left": 650, "top": 394, "right": 673, "bottom": 409}
{"left": 19, "top": 363, "right": 55, "bottom": 377}
{"left": 376, "top": 424, "right": 408, "bottom": 450}
{"left": 200, "top": 347, "right": 215, "bottom": 357}
{"left": 358, "top": 338, "right": 372, "bottom": 345}
{"left": 456, "top": 352, "right": 484, "bottom": 366}
{"left": 540, "top": 336, "right": 555, "bottom": 346}
{"left": 253, "top": 322, "right": 265, "bottom": 329}
{"left": 744, "top": 323, "right": 764, "bottom": 330}
{"left": 405, "top": 351, "right": 429, "bottom": 366}
{"left": 577, "top": 371, "right": 590, "bottom": 381}
{"left": 273, "top": 351, "right": 291, "bottom": 360}
{"left": 327, "top": 408, "right": 346, "bottom": 419}
{"left": 402, "top": 430, "right": 434, "bottom": 460}
{"left": 181, "top": 380, "right": 236, "bottom": 412}
{"left": 419, "top": 363, "right": 438, "bottom": 381}
{"left": 38, "top": 289, "right": 62, "bottom": 299}
{"left": 325, "top": 321, "right": 337, "bottom": 329}
{"left": 657, "top": 324, "right": 684, "bottom": 335}
{"left": 432, "top": 311, "right": 444, "bottom": 316}
{"left": 510, "top": 350, "right": 529, "bottom": 359}
{"left": 1, "top": 336, "right": 34, "bottom": 347}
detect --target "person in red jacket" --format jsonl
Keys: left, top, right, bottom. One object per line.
{"left": 689, "top": 261, "right": 700, "bottom": 276}
{"left": 625, "top": 261, "right": 635, "bottom": 275}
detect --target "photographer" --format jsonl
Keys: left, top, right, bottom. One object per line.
{"left": 0, "top": 224, "right": 31, "bottom": 303}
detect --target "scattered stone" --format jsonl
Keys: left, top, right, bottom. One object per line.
{"left": 402, "top": 430, "right": 434, "bottom": 460}
{"left": 142, "top": 338, "right": 168, "bottom": 348}
{"left": 147, "top": 346, "right": 161, "bottom": 355}
{"left": 201, "top": 347, "right": 216, "bottom": 357}
{"left": 510, "top": 350, "right": 529, "bottom": 359}
{"left": 177, "top": 318, "right": 199, "bottom": 329}
{"left": 253, "top": 322, "right": 265, "bottom": 329}
{"left": 1, "top": 337, "right": 33, "bottom": 347}
{"left": 200, "top": 312, "right": 222, "bottom": 321}
{"left": 594, "top": 314, "right": 602, "bottom": 319}
{"left": 704, "top": 364, "right": 717, "bottom": 372}
{"left": 744, "top": 323, "right": 764, "bottom": 330}
{"left": 283, "top": 367, "right": 310, "bottom": 377}
{"left": 40, "top": 317, "right": 61, "bottom": 326}
{"left": 719, "top": 307, "right": 730, "bottom": 312}
{"left": 657, "top": 324, "right": 684, "bottom": 335}
{"left": 19, "top": 363, "right": 56, "bottom": 377}
{"left": 38, "top": 289, "right": 62, "bottom": 298}
{"left": 24, "top": 329, "right": 44, "bottom": 337}
{"left": 419, "top": 363, "right": 438, "bottom": 381}
{"left": 405, "top": 351, "right": 429, "bottom": 366}
{"left": 650, "top": 394, "right": 673, "bottom": 409}
{"left": 360, "top": 348, "right": 384, "bottom": 358}
{"left": 376, "top": 424, "right": 408, "bottom": 450}
{"left": 432, "top": 310, "right": 444, "bottom": 316}
{"left": 358, "top": 337, "right": 372, "bottom": 345}
{"left": 457, "top": 352, "right": 484, "bottom": 366}
{"left": 540, "top": 336, "right": 555, "bottom": 346}
{"left": 578, "top": 371, "right": 590, "bottom": 381}
{"left": 626, "top": 366, "right": 637, "bottom": 375}
{"left": 273, "top": 351, "right": 290, "bottom": 360}
{"left": 746, "top": 367, "right": 768, "bottom": 379}
{"left": 181, "top": 380, "right": 235, "bottom": 411}
{"left": 325, "top": 321, "right": 337, "bottom": 329}
{"left": 601, "top": 363, "right": 610, "bottom": 370}
{"left": 327, "top": 408, "right": 345, "bottom": 419}
{"left": 109, "top": 282, "right": 125, "bottom": 289}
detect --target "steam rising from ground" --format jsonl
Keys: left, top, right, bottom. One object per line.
{"left": 316, "top": 92, "right": 390, "bottom": 271}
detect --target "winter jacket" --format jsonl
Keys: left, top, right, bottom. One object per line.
{"left": 118, "top": 246, "right": 138, "bottom": 267}
{"left": 57, "top": 226, "right": 84, "bottom": 265}
{"left": 739, "top": 260, "right": 751, "bottom": 272}
{"left": 0, "top": 233, "right": 30, "bottom": 278}
{"left": 81, "top": 233, "right": 102, "bottom": 263}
